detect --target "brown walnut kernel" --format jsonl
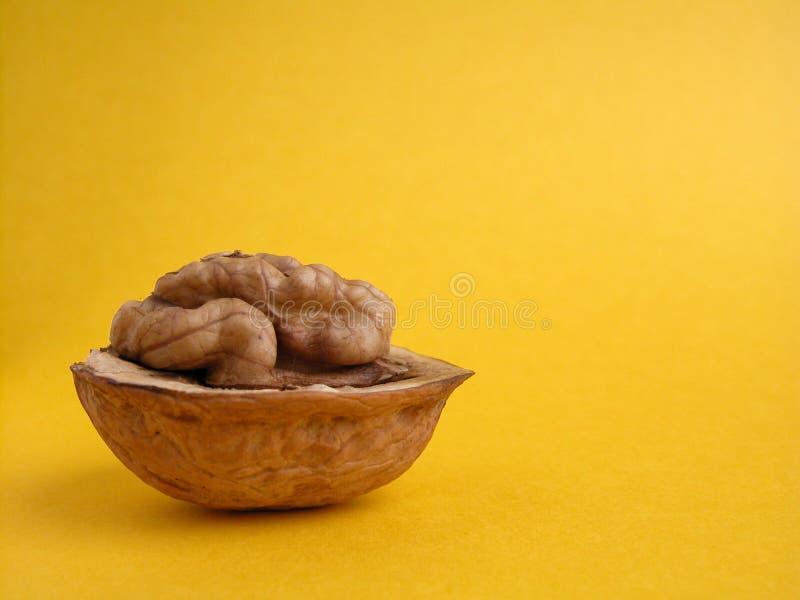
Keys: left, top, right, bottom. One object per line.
{"left": 109, "top": 251, "right": 404, "bottom": 389}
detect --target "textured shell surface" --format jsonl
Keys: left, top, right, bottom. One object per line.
{"left": 72, "top": 346, "right": 472, "bottom": 509}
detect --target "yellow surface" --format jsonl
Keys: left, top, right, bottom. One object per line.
{"left": 1, "top": 1, "right": 798, "bottom": 597}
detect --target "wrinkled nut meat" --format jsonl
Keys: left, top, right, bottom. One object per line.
{"left": 71, "top": 251, "right": 473, "bottom": 509}
{"left": 111, "top": 251, "right": 400, "bottom": 388}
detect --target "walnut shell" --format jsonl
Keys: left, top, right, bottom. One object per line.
{"left": 71, "top": 346, "right": 472, "bottom": 509}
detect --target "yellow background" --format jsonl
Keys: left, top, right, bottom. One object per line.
{"left": 2, "top": 1, "right": 798, "bottom": 597}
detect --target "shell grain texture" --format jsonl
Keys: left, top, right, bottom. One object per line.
{"left": 72, "top": 346, "right": 472, "bottom": 509}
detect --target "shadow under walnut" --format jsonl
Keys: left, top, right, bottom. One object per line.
{"left": 71, "top": 346, "right": 472, "bottom": 510}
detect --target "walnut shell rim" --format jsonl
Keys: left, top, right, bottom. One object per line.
{"left": 71, "top": 346, "right": 472, "bottom": 510}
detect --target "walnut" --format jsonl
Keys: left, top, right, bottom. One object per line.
{"left": 153, "top": 251, "right": 395, "bottom": 365}
{"left": 110, "top": 251, "right": 399, "bottom": 388}
{"left": 72, "top": 251, "right": 473, "bottom": 509}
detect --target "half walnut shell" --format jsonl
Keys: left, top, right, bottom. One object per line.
{"left": 71, "top": 346, "right": 472, "bottom": 510}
